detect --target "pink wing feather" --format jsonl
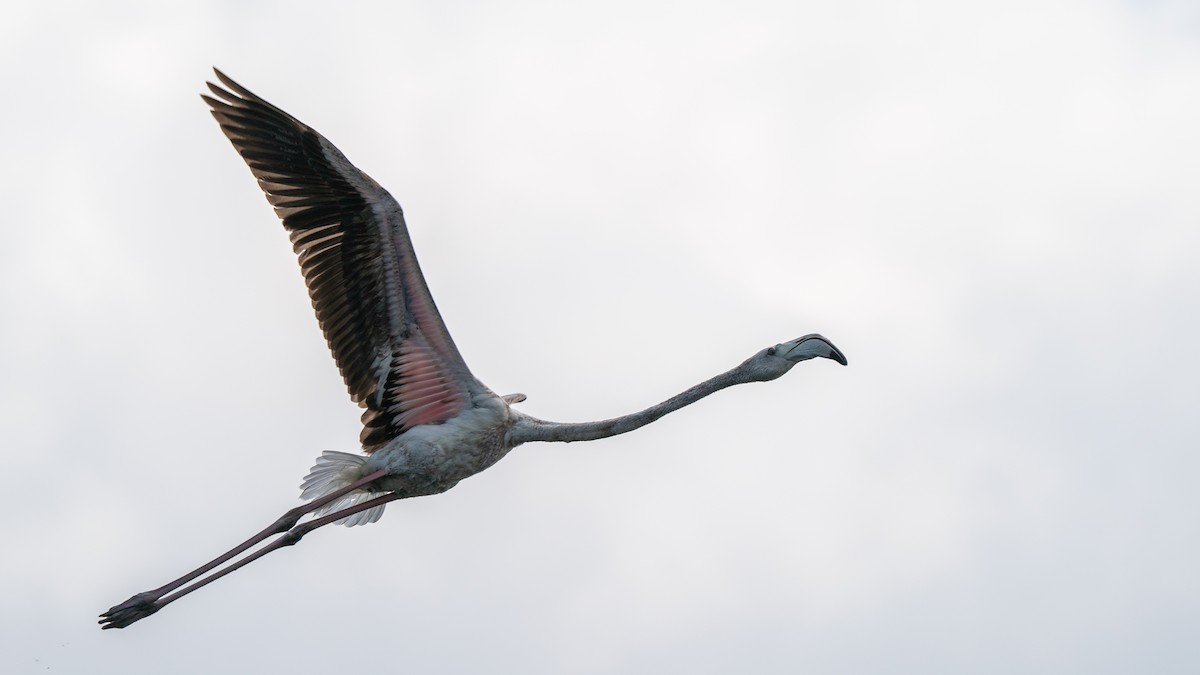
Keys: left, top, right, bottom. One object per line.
{"left": 202, "top": 69, "right": 477, "bottom": 451}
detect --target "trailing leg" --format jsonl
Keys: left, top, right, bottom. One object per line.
{"left": 99, "top": 469, "right": 388, "bottom": 629}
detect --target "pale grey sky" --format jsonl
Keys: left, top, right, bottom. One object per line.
{"left": 3, "top": 1, "right": 1198, "bottom": 673}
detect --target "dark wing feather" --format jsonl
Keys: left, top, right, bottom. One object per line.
{"left": 202, "top": 68, "right": 476, "bottom": 451}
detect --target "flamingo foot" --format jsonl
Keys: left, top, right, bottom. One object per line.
{"left": 99, "top": 591, "right": 164, "bottom": 629}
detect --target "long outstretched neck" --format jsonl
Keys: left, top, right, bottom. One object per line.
{"left": 510, "top": 365, "right": 755, "bottom": 444}
{"left": 509, "top": 334, "right": 847, "bottom": 445}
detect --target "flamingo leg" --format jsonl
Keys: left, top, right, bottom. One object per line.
{"left": 99, "top": 469, "right": 389, "bottom": 629}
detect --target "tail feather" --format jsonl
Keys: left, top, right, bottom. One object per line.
{"left": 299, "top": 451, "right": 386, "bottom": 527}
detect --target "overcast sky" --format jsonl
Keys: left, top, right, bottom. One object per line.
{"left": 3, "top": 1, "right": 1198, "bottom": 673}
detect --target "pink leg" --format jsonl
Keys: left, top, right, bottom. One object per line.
{"left": 99, "top": 469, "right": 390, "bottom": 629}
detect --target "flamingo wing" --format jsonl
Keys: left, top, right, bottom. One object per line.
{"left": 202, "top": 69, "right": 476, "bottom": 451}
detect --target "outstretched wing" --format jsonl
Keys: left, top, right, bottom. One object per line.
{"left": 202, "top": 68, "right": 476, "bottom": 451}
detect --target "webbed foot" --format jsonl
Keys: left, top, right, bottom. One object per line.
{"left": 99, "top": 591, "right": 164, "bottom": 629}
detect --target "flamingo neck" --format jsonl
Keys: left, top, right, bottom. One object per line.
{"left": 508, "top": 365, "right": 753, "bottom": 444}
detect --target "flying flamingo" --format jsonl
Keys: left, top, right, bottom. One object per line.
{"left": 99, "top": 69, "right": 847, "bottom": 629}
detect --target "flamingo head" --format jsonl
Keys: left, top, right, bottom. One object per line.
{"left": 741, "top": 333, "right": 847, "bottom": 382}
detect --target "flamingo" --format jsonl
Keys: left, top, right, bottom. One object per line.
{"left": 99, "top": 69, "right": 847, "bottom": 629}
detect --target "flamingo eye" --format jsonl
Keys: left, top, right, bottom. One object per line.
{"left": 766, "top": 347, "right": 776, "bottom": 356}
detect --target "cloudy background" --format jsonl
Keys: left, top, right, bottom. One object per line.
{"left": 3, "top": 1, "right": 1198, "bottom": 672}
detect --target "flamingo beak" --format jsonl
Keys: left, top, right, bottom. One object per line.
{"left": 785, "top": 334, "right": 848, "bottom": 366}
